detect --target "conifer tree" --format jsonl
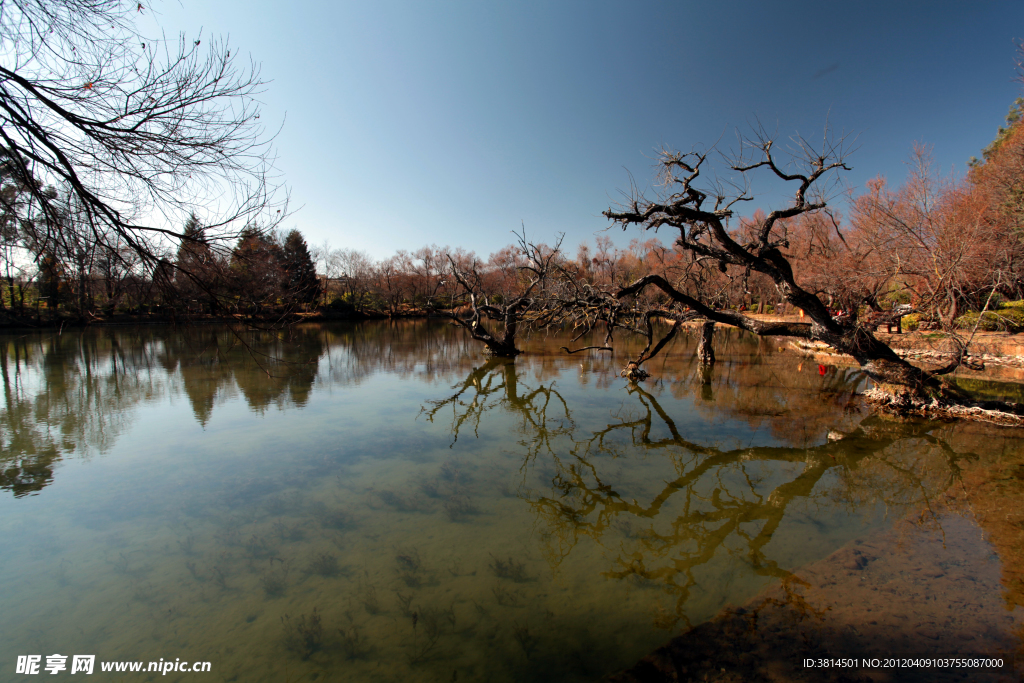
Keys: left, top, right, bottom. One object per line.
{"left": 281, "top": 230, "right": 320, "bottom": 305}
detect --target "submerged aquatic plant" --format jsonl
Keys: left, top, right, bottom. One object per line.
{"left": 214, "top": 524, "right": 242, "bottom": 547}
{"left": 244, "top": 534, "right": 275, "bottom": 560}
{"left": 130, "top": 580, "right": 161, "bottom": 605}
{"left": 395, "top": 548, "right": 422, "bottom": 573}
{"left": 262, "top": 495, "right": 290, "bottom": 516}
{"left": 338, "top": 617, "right": 370, "bottom": 660}
{"left": 395, "top": 590, "right": 415, "bottom": 617}
{"left": 315, "top": 506, "right": 355, "bottom": 531}
{"left": 210, "top": 564, "right": 230, "bottom": 590}
{"left": 376, "top": 490, "right": 430, "bottom": 513}
{"left": 489, "top": 553, "right": 529, "bottom": 582}
{"left": 492, "top": 584, "right": 524, "bottom": 607}
{"left": 443, "top": 495, "right": 479, "bottom": 522}
{"left": 439, "top": 604, "right": 456, "bottom": 631}
{"left": 305, "top": 552, "right": 340, "bottom": 577}
{"left": 282, "top": 607, "right": 323, "bottom": 660}
{"left": 273, "top": 520, "right": 306, "bottom": 542}
{"left": 419, "top": 479, "right": 444, "bottom": 499}
{"left": 421, "top": 461, "right": 469, "bottom": 500}
{"left": 362, "top": 583, "right": 381, "bottom": 615}
{"left": 184, "top": 560, "right": 204, "bottom": 582}
{"left": 112, "top": 552, "right": 131, "bottom": 574}
{"left": 407, "top": 607, "right": 450, "bottom": 665}
{"left": 439, "top": 460, "right": 461, "bottom": 483}
{"left": 396, "top": 548, "right": 429, "bottom": 587}
{"left": 400, "top": 573, "right": 423, "bottom": 588}
{"left": 496, "top": 482, "right": 517, "bottom": 498}
{"left": 512, "top": 622, "right": 538, "bottom": 658}
{"left": 55, "top": 559, "right": 71, "bottom": 587}
{"left": 260, "top": 567, "right": 289, "bottom": 598}
{"left": 177, "top": 534, "right": 196, "bottom": 555}
{"left": 407, "top": 630, "right": 441, "bottom": 665}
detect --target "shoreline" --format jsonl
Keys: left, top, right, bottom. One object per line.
{"left": 4, "top": 312, "right": 1023, "bottom": 383}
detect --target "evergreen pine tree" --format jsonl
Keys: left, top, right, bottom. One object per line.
{"left": 281, "top": 229, "right": 320, "bottom": 305}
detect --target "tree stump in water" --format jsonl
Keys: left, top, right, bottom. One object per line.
{"left": 696, "top": 321, "right": 716, "bottom": 366}
{"left": 620, "top": 362, "right": 650, "bottom": 382}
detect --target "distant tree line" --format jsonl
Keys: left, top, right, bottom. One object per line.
{"left": 0, "top": 198, "right": 321, "bottom": 320}
{"left": 175, "top": 218, "right": 321, "bottom": 316}
{"left": 309, "top": 98, "right": 1024, "bottom": 330}
{"left": 5, "top": 101, "right": 1022, "bottom": 336}
{"left": 313, "top": 118, "right": 1024, "bottom": 328}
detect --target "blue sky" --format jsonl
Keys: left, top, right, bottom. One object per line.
{"left": 149, "top": 0, "right": 1023, "bottom": 260}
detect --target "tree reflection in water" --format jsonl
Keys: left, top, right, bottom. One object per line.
{"left": 1, "top": 321, "right": 1020, "bottom": 679}
{"left": 423, "top": 355, "right": 982, "bottom": 630}
{"left": 0, "top": 329, "right": 167, "bottom": 496}
{"left": 0, "top": 325, "right": 327, "bottom": 496}
{"left": 0, "top": 320, "right": 484, "bottom": 497}
{"left": 421, "top": 356, "right": 574, "bottom": 452}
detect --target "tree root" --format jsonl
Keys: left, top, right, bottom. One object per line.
{"left": 863, "top": 388, "right": 1024, "bottom": 427}
{"left": 484, "top": 344, "right": 521, "bottom": 358}
{"left": 620, "top": 362, "right": 650, "bottom": 382}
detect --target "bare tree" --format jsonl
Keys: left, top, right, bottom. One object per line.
{"left": 371, "top": 254, "right": 411, "bottom": 317}
{"left": 335, "top": 248, "right": 374, "bottom": 308}
{"left": 582, "top": 126, "right": 1021, "bottom": 420}
{"left": 852, "top": 146, "right": 1010, "bottom": 325}
{"left": 0, "top": 0, "right": 284, "bottom": 288}
{"left": 437, "top": 231, "right": 563, "bottom": 357}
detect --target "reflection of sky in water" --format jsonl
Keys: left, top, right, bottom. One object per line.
{"left": 0, "top": 322, "right": 1019, "bottom": 682}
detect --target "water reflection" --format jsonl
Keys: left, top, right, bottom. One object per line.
{"left": 0, "top": 322, "right": 479, "bottom": 496}
{"left": 422, "top": 356, "right": 988, "bottom": 635}
{"left": 421, "top": 356, "right": 574, "bottom": 453}
{"left": 0, "top": 322, "right": 1020, "bottom": 682}
{"left": 1, "top": 330, "right": 167, "bottom": 496}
